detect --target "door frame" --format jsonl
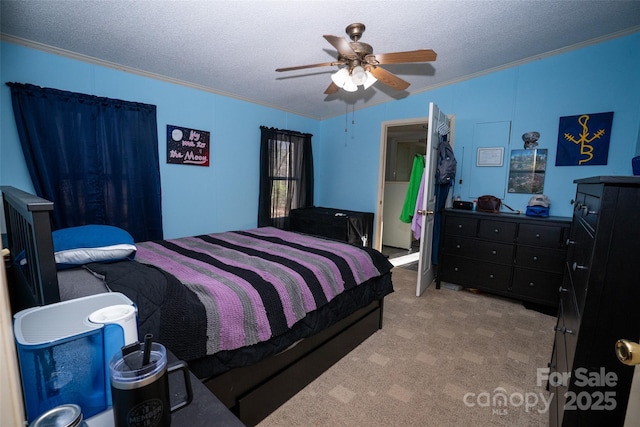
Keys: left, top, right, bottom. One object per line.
{"left": 374, "top": 117, "right": 428, "bottom": 252}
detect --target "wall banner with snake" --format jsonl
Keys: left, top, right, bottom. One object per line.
{"left": 555, "top": 111, "right": 614, "bottom": 166}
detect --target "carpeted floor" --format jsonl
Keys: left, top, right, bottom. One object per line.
{"left": 258, "top": 266, "right": 556, "bottom": 427}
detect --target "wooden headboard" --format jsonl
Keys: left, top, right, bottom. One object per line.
{"left": 2, "top": 186, "right": 60, "bottom": 311}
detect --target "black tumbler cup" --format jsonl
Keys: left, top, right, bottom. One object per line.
{"left": 109, "top": 341, "right": 192, "bottom": 427}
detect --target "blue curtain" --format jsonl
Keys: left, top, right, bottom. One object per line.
{"left": 7, "top": 83, "right": 163, "bottom": 242}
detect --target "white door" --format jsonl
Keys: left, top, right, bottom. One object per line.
{"left": 415, "top": 102, "right": 447, "bottom": 296}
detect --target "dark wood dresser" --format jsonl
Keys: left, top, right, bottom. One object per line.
{"left": 436, "top": 209, "right": 571, "bottom": 308}
{"left": 549, "top": 176, "right": 640, "bottom": 426}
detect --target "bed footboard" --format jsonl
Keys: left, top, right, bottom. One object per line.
{"left": 2, "top": 186, "right": 60, "bottom": 311}
{"left": 205, "top": 297, "right": 385, "bottom": 426}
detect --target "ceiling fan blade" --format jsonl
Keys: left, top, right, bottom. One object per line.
{"left": 324, "top": 82, "right": 340, "bottom": 95}
{"left": 369, "top": 67, "right": 410, "bottom": 91}
{"left": 276, "top": 61, "right": 339, "bottom": 72}
{"left": 372, "top": 49, "right": 437, "bottom": 65}
{"left": 323, "top": 35, "right": 358, "bottom": 59}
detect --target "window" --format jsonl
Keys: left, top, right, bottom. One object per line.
{"left": 258, "top": 127, "right": 314, "bottom": 229}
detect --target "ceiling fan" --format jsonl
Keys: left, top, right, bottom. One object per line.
{"left": 275, "top": 23, "right": 437, "bottom": 94}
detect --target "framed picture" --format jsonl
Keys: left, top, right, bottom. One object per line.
{"left": 166, "top": 124, "right": 210, "bottom": 167}
{"left": 476, "top": 147, "right": 504, "bottom": 167}
{"left": 507, "top": 149, "right": 548, "bottom": 194}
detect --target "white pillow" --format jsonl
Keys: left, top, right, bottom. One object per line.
{"left": 53, "top": 224, "right": 136, "bottom": 268}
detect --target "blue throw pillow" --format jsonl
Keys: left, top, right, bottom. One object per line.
{"left": 53, "top": 225, "right": 137, "bottom": 268}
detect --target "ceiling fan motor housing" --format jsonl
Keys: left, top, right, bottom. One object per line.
{"left": 275, "top": 21, "right": 437, "bottom": 93}
{"left": 345, "top": 23, "right": 366, "bottom": 41}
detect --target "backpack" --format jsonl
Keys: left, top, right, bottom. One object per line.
{"left": 436, "top": 139, "right": 457, "bottom": 184}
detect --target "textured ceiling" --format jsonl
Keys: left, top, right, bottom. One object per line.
{"left": 2, "top": 1, "right": 640, "bottom": 120}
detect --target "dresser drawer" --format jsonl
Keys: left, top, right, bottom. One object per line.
{"left": 443, "top": 216, "right": 478, "bottom": 237}
{"left": 477, "top": 219, "right": 516, "bottom": 243}
{"left": 559, "top": 288, "right": 580, "bottom": 370}
{"left": 574, "top": 193, "right": 600, "bottom": 232}
{"left": 550, "top": 328, "right": 569, "bottom": 427}
{"left": 512, "top": 268, "right": 563, "bottom": 305}
{"left": 437, "top": 209, "right": 571, "bottom": 308}
{"left": 518, "top": 223, "right": 565, "bottom": 248}
{"left": 442, "top": 236, "right": 513, "bottom": 264}
{"left": 566, "top": 220, "right": 593, "bottom": 313}
{"left": 573, "top": 184, "right": 602, "bottom": 233}
{"left": 515, "top": 246, "right": 566, "bottom": 273}
{"left": 440, "top": 256, "right": 512, "bottom": 291}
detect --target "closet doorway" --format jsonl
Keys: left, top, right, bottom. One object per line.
{"left": 377, "top": 119, "right": 428, "bottom": 267}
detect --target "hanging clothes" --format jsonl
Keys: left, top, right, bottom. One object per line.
{"left": 399, "top": 154, "right": 425, "bottom": 223}
{"left": 410, "top": 171, "right": 426, "bottom": 239}
{"left": 431, "top": 183, "right": 452, "bottom": 265}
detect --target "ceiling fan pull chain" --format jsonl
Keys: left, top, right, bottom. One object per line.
{"left": 345, "top": 103, "right": 348, "bottom": 133}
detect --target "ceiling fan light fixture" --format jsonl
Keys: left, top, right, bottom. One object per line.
{"left": 342, "top": 79, "right": 358, "bottom": 92}
{"left": 351, "top": 65, "right": 367, "bottom": 85}
{"left": 363, "top": 71, "right": 377, "bottom": 89}
{"left": 331, "top": 68, "right": 350, "bottom": 87}
{"left": 277, "top": 23, "right": 437, "bottom": 95}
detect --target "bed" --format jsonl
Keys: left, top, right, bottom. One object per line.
{"left": 1, "top": 185, "right": 394, "bottom": 426}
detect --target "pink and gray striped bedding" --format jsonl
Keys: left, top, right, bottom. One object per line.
{"left": 130, "top": 227, "right": 393, "bottom": 355}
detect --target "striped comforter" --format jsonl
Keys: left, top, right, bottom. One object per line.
{"left": 133, "top": 227, "right": 393, "bottom": 355}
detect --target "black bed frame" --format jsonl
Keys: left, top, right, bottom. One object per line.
{"left": 1, "top": 185, "right": 386, "bottom": 426}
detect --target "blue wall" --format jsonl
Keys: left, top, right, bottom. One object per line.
{"left": 2, "top": 32, "right": 639, "bottom": 239}
{"left": 0, "top": 42, "right": 319, "bottom": 238}
{"left": 316, "top": 31, "right": 640, "bottom": 220}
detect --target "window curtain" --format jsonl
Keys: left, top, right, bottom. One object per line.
{"left": 258, "top": 126, "right": 314, "bottom": 229}
{"left": 7, "top": 83, "right": 163, "bottom": 242}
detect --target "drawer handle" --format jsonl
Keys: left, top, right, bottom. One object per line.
{"left": 566, "top": 239, "right": 575, "bottom": 245}
{"left": 528, "top": 282, "right": 535, "bottom": 287}
{"left": 492, "top": 250, "right": 497, "bottom": 255}
{"left": 456, "top": 244, "right": 461, "bottom": 249}
{"left": 458, "top": 224, "right": 463, "bottom": 229}
{"left": 489, "top": 274, "right": 495, "bottom": 279}
{"left": 454, "top": 267, "right": 459, "bottom": 272}
{"left": 532, "top": 256, "right": 538, "bottom": 261}
{"left": 494, "top": 229, "right": 499, "bottom": 233}
{"left": 559, "top": 286, "right": 568, "bottom": 293}
{"left": 535, "top": 233, "right": 541, "bottom": 239}
{"left": 573, "top": 262, "right": 588, "bottom": 271}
